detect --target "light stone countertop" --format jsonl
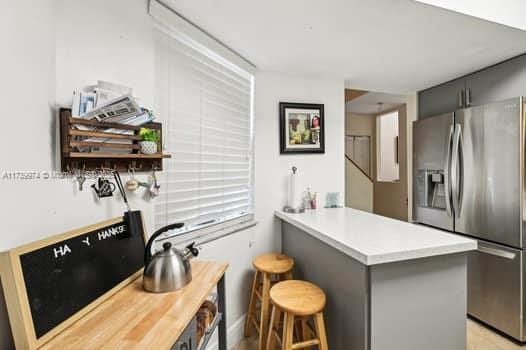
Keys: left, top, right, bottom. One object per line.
{"left": 275, "top": 207, "right": 476, "bottom": 265}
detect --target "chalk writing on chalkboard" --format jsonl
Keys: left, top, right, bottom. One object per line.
{"left": 20, "top": 219, "right": 145, "bottom": 339}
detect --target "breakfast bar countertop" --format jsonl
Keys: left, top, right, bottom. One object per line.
{"left": 275, "top": 208, "right": 476, "bottom": 265}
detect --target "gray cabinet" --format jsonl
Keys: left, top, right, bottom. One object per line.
{"left": 466, "top": 55, "right": 526, "bottom": 106}
{"left": 418, "top": 54, "right": 526, "bottom": 119}
{"left": 419, "top": 78, "right": 465, "bottom": 118}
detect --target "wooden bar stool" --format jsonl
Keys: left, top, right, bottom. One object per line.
{"left": 245, "top": 253, "right": 294, "bottom": 350}
{"left": 266, "top": 280, "right": 328, "bottom": 350}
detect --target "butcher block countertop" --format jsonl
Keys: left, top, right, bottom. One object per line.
{"left": 40, "top": 260, "right": 228, "bottom": 350}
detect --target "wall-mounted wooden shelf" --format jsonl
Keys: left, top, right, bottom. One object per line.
{"left": 66, "top": 152, "right": 171, "bottom": 159}
{"left": 59, "top": 108, "right": 171, "bottom": 172}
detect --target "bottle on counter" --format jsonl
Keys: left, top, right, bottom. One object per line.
{"left": 304, "top": 188, "right": 317, "bottom": 210}
{"left": 303, "top": 190, "right": 312, "bottom": 209}
{"left": 310, "top": 192, "right": 317, "bottom": 209}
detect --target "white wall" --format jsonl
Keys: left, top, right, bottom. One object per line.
{"left": 255, "top": 72, "right": 345, "bottom": 217}
{"left": 0, "top": 1, "right": 345, "bottom": 349}
{"left": 0, "top": 1, "right": 55, "bottom": 348}
{"left": 0, "top": 1, "right": 157, "bottom": 250}
{"left": 0, "top": 2, "right": 155, "bottom": 349}
{"left": 55, "top": 0, "right": 155, "bottom": 108}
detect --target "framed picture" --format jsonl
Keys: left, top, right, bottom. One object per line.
{"left": 279, "top": 102, "right": 325, "bottom": 154}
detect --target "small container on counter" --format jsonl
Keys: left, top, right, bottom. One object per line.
{"left": 310, "top": 192, "right": 317, "bottom": 209}
{"left": 303, "top": 188, "right": 317, "bottom": 209}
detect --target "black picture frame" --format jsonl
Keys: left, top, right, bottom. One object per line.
{"left": 279, "top": 102, "right": 325, "bottom": 154}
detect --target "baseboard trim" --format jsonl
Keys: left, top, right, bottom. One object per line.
{"left": 206, "top": 313, "right": 246, "bottom": 350}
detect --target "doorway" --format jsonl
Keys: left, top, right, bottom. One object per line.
{"left": 344, "top": 89, "right": 410, "bottom": 221}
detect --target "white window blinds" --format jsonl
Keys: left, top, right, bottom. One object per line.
{"left": 153, "top": 22, "right": 254, "bottom": 232}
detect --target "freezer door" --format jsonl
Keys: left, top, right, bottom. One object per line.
{"left": 454, "top": 98, "right": 523, "bottom": 247}
{"left": 468, "top": 240, "right": 524, "bottom": 341}
{"left": 413, "top": 113, "right": 454, "bottom": 231}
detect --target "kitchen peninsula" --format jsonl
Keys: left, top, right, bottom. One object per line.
{"left": 275, "top": 208, "right": 476, "bottom": 350}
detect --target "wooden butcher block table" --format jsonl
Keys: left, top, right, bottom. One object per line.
{"left": 41, "top": 260, "right": 228, "bottom": 350}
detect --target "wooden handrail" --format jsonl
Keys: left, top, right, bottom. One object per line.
{"left": 345, "top": 154, "right": 373, "bottom": 183}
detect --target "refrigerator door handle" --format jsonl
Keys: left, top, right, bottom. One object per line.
{"left": 451, "top": 123, "right": 463, "bottom": 218}
{"left": 457, "top": 125, "right": 464, "bottom": 213}
{"left": 444, "top": 124, "right": 454, "bottom": 217}
{"left": 477, "top": 245, "right": 517, "bottom": 260}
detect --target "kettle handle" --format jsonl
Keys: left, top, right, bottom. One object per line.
{"left": 144, "top": 222, "right": 184, "bottom": 266}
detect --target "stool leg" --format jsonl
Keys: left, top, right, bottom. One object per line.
{"left": 314, "top": 312, "right": 328, "bottom": 350}
{"left": 284, "top": 270, "right": 293, "bottom": 280}
{"left": 282, "top": 312, "right": 295, "bottom": 350}
{"left": 300, "top": 317, "right": 310, "bottom": 341}
{"left": 266, "top": 305, "right": 281, "bottom": 350}
{"left": 258, "top": 273, "right": 271, "bottom": 350}
{"left": 293, "top": 319, "right": 301, "bottom": 343}
{"left": 245, "top": 271, "right": 260, "bottom": 337}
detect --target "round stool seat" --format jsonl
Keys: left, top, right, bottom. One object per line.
{"left": 270, "top": 280, "right": 326, "bottom": 316}
{"left": 253, "top": 253, "right": 294, "bottom": 274}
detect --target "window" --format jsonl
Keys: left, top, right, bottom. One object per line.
{"left": 151, "top": 3, "right": 255, "bottom": 236}
{"left": 376, "top": 111, "right": 399, "bottom": 182}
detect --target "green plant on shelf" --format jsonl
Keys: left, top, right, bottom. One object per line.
{"left": 139, "top": 128, "right": 160, "bottom": 143}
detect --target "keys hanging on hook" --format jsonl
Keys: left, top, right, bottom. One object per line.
{"left": 77, "top": 172, "right": 86, "bottom": 191}
{"left": 149, "top": 169, "right": 160, "bottom": 198}
{"left": 73, "top": 166, "right": 86, "bottom": 191}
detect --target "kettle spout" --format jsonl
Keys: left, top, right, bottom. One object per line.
{"left": 183, "top": 242, "right": 199, "bottom": 260}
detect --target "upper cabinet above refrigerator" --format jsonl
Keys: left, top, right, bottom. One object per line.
{"left": 419, "top": 78, "right": 466, "bottom": 119}
{"left": 466, "top": 55, "right": 526, "bottom": 107}
{"left": 419, "top": 54, "right": 526, "bottom": 119}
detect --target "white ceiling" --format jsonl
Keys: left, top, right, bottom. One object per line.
{"left": 163, "top": 0, "right": 526, "bottom": 93}
{"left": 415, "top": 0, "right": 526, "bottom": 31}
{"left": 346, "top": 92, "right": 409, "bottom": 115}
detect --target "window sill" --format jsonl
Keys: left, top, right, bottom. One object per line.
{"left": 156, "top": 215, "right": 257, "bottom": 247}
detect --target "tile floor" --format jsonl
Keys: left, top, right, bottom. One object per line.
{"left": 467, "top": 318, "right": 526, "bottom": 350}
{"left": 233, "top": 318, "right": 526, "bottom": 349}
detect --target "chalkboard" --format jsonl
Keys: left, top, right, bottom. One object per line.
{"left": 0, "top": 212, "right": 147, "bottom": 349}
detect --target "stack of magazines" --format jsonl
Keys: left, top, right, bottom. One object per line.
{"left": 71, "top": 81, "right": 154, "bottom": 153}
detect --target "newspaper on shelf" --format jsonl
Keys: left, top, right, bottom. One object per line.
{"left": 95, "top": 80, "right": 133, "bottom": 106}
{"left": 72, "top": 80, "right": 135, "bottom": 119}
{"left": 70, "top": 81, "right": 154, "bottom": 153}
{"left": 81, "top": 94, "right": 141, "bottom": 121}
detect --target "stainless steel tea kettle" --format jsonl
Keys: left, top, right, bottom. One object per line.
{"left": 143, "top": 223, "right": 199, "bottom": 293}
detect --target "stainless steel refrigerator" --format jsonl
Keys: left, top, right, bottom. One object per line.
{"left": 413, "top": 97, "right": 526, "bottom": 341}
